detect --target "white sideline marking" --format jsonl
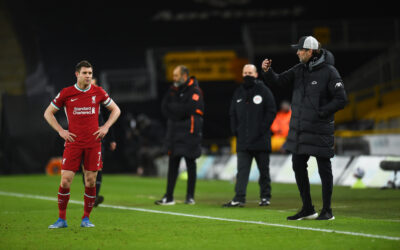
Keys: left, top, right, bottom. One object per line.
{"left": 0, "top": 190, "right": 399, "bottom": 241}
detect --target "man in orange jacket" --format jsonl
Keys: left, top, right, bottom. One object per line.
{"left": 270, "top": 100, "right": 291, "bottom": 152}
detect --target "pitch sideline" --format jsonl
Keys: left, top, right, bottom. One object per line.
{"left": 0, "top": 190, "right": 399, "bottom": 241}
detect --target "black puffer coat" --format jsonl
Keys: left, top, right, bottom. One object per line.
{"left": 161, "top": 77, "right": 204, "bottom": 159}
{"left": 230, "top": 79, "right": 276, "bottom": 152}
{"left": 263, "top": 49, "right": 347, "bottom": 158}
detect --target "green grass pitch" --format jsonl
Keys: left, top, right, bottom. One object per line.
{"left": 0, "top": 174, "right": 399, "bottom": 249}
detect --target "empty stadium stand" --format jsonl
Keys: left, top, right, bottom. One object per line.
{"left": 1, "top": 0, "right": 400, "bottom": 173}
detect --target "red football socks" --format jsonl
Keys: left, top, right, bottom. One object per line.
{"left": 58, "top": 186, "right": 70, "bottom": 220}
{"left": 82, "top": 186, "right": 96, "bottom": 219}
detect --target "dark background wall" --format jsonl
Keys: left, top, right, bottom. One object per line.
{"left": 1, "top": 0, "right": 398, "bottom": 173}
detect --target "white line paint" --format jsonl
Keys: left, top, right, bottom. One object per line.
{"left": 0, "top": 190, "right": 399, "bottom": 241}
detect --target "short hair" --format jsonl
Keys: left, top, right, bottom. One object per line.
{"left": 312, "top": 42, "right": 322, "bottom": 56}
{"left": 177, "top": 65, "right": 189, "bottom": 76}
{"left": 75, "top": 60, "right": 93, "bottom": 72}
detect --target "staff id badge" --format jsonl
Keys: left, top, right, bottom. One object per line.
{"left": 253, "top": 95, "right": 262, "bottom": 104}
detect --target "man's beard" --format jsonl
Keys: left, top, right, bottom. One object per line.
{"left": 173, "top": 79, "right": 185, "bottom": 87}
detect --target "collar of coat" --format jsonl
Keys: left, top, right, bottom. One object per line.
{"left": 172, "top": 77, "right": 197, "bottom": 92}
{"left": 304, "top": 49, "right": 335, "bottom": 72}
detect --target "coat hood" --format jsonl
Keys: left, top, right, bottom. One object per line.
{"left": 308, "top": 49, "right": 335, "bottom": 71}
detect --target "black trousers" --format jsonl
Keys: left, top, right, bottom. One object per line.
{"left": 233, "top": 151, "right": 271, "bottom": 203}
{"left": 292, "top": 154, "right": 333, "bottom": 210}
{"left": 165, "top": 156, "right": 197, "bottom": 200}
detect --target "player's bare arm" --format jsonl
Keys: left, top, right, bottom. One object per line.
{"left": 44, "top": 104, "right": 77, "bottom": 142}
{"left": 93, "top": 101, "right": 121, "bottom": 139}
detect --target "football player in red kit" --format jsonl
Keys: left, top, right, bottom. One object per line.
{"left": 44, "top": 60, "right": 121, "bottom": 228}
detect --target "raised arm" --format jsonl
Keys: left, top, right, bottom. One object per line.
{"left": 261, "top": 58, "right": 296, "bottom": 90}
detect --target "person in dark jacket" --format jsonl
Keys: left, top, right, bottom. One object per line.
{"left": 223, "top": 64, "right": 276, "bottom": 207}
{"left": 155, "top": 65, "right": 204, "bottom": 205}
{"left": 262, "top": 36, "right": 347, "bottom": 220}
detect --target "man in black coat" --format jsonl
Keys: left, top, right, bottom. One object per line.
{"left": 223, "top": 64, "right": 276, "bottom": 207}
{"left": 155, "top": 65, "right": 204, "bottom": 205}
{"left": 262, "top": 36, "right": 347, "bottom": 220}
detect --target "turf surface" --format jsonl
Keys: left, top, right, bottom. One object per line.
{"left": 0, "top": 174, "right": 399, "bottom": 249}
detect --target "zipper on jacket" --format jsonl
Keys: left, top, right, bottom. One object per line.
{"left": 296, "top": 71, "right": 307, "bottom": 153}
{"left": 246, "top": 105, "right": 249, "bottom": 148}
{"left": 245, "top": 91, "right": 250, "bottom": 149}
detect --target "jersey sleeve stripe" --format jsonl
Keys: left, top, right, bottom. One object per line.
{"left": 103, "top": 98, "right": 112, "bottom": 107}
{"left": 102, "top": 97, "right": 110, "bottom": 105}
{"left": 51, "top": 101, "right": 60, "bottom": 110}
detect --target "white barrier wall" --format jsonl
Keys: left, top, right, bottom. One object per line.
{"left": 339, "top": 156, "right": 399, "bottom": 188}
{"left": 273, "top": 155, "right": 351, "bottom": 185}
{"left": 156, "top": 154, "right": 400, "bottom": 188}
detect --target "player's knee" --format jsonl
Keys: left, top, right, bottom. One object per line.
{"left": 60, "top": 178, "right": 72, "bottom": 188}
{"left": 85, "top": 177, "right": 96, "bottom": 187}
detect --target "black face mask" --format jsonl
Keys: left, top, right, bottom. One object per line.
{"left": 243, "top": 75, "right": 256, "bottom": 88}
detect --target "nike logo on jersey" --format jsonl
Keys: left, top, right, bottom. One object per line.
{"left": 71, "top": 98, "right": 78, "bottom": 102}
{"left": 237, "top": 99, "right": 242, "bottom": 103}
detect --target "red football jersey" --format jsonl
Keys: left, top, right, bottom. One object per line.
{"left": 51, "top": 83, "right": 113, "bottom": 148}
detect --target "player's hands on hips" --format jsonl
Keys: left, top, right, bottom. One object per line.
{"left": 59, "top": 129, "right": 77, "bottom": 142}
{"left": 94, "top": 125, "right": 109, "bottom": 139}
{"left": 262, "top": 59, "right": 272, "bottom": 72}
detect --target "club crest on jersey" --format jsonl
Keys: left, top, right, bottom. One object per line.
{"left": 92, "top": 96, "right": 96, "bottom": 104}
